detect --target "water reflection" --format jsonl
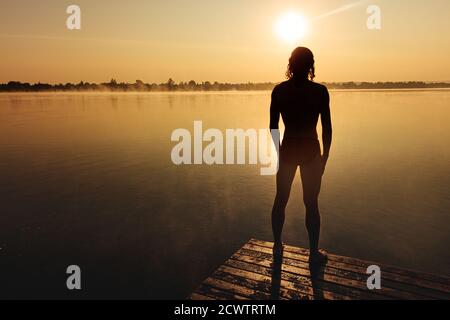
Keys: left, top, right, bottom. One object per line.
{"left": 0, "top": 91, "right": 449, "bottom": 298}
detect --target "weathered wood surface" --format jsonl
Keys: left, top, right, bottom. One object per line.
{"left": 188, "top": 239, "right": 450, "bottom": 300}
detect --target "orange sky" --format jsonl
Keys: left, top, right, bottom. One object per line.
{"left": 0, "top": 0, "right": 449, "bottom": 83}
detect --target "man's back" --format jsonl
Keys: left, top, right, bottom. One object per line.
{"left": 271, "top": 79, "right": 329, "bottom": 139}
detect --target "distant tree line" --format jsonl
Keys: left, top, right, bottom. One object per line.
{"left": 1, "top": 79, "right": 449, "bottom": 92}
{"left": 325, "top": 81, "right": 450, "bottom": 90}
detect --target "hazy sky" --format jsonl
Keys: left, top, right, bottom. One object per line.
{"left": 1, "top": 0, "right": 449, "bottom": 83}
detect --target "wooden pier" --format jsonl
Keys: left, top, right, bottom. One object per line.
{"left": 189, "top": 239, "right": 450, "bottom": 300}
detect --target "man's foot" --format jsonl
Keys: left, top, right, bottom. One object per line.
{"left": 309, "top": 249, "right": 328, "bottom": 266}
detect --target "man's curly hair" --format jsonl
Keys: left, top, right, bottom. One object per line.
{"left": 286, "top": 47, "right": 315, "bottom": 81}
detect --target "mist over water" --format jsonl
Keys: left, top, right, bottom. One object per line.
{"left": 0, "top": 90, "right": 449, "bottom": 299}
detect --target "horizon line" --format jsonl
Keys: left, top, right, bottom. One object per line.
{"left": 2, "top": 79, "right": 450, "bottom": 85}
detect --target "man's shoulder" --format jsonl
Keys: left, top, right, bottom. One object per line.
{"left": 272, "top": 81, "right": 290, "bottom": 95}
{"left": 272, "top": 80, "right": 329, "bottom": 96}
{"left": 310, "top": 81, "right": 328, "bottom": 92}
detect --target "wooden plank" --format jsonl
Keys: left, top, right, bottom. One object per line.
{"left": 189, "top": 239, "right": 449, "bottom": 300}
{"left": 246, "top": 241, "right": 450, "bottom": 296}
{"left": 244, "top": 242, "right": 450, "bottom": 296}
{"left": 225, "top": 259, "right": 376, "bottom": 300}
{"left": 232, "top": 250, "right": 425, "bottom": 300}
{"left": 210, "top": 267, "right": 304, "bottom": 300}
{"left": 203, "top": 277, "right": 271, "bottom": 300}
{"left": 188, "top": 293, "right": 215, "bottom": 300}
{"left": 229, "top": 253, "right": 388, "bottom": 300}
{"left": 220, "top": 264, "right": 352, "bottom": 300}
{"left": 194, "top": 282, "right": 250, "bottom": 300}
{"left": 240, "top": 244, "right": 450, "bottom": 299}
{"left": 249, "top": 239, "right": 450, "bottom": 287}
{"left": 216, "top": 264, "right": 354, "bottom": 300}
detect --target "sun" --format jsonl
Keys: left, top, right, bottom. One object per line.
{"left": 275, "top": 12, "right": 309, "bottom": 44}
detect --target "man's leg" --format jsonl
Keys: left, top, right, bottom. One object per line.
{"left": 300, "top": 155, "right": 323, "bottom": 253}
{"left": 272, "top": 161, "right": 297, "bottom": 245}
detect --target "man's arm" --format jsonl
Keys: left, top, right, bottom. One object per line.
{"left": 270, "top": 88, "right": 280, "bottom": 130}
{"left": 321, "top": 87, "right": 332, "bottom": 158}
{"left": 269, "top": 87, "right": 281, "bottom": 154}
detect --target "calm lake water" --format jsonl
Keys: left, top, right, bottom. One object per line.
{"left": 0, "top": 90, "right": 449, "bottom": 299}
